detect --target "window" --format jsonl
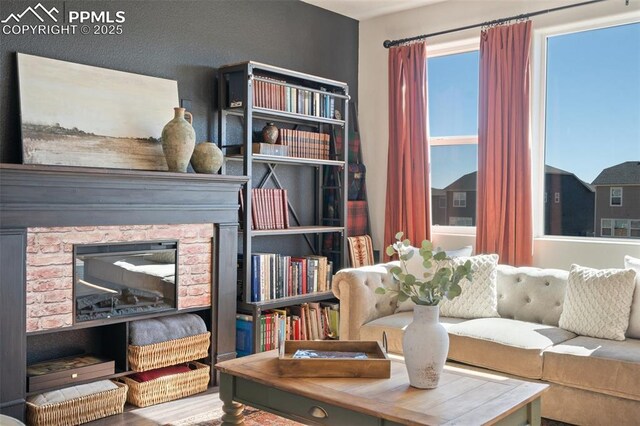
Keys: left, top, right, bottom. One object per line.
{"left": 554, "top": 192, "right": 560, "bottom": 204}
{"left": 543, "top": 22, "right": 640, "bottom": 238}
{"left": 610, "top": 187, "right": 622, "bottom": 206}
{"left": 449, "top": 217, "right": 473, "bottom": 226}
{"left": 439, "top": 197, "right": 446, "bottom": 209}
{"left": 602, "top": 218, "right": 640, "bottom": 238}
{"left": 428, "top": 49, "right": 479, "bottom": 229}
{"left": 453, "top": 192, "right": 467, "bottom": 208}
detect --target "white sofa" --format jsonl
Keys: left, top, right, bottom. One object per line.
{"left": 332, "top": 262, "right": 640, "bottom": 426}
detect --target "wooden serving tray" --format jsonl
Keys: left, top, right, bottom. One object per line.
{"left": 277, "top": 340, "right": 390, "bottom": 378}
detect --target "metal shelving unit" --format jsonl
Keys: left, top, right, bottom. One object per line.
{"left": 218, "top": 61, "right": 349, "bottom": 353}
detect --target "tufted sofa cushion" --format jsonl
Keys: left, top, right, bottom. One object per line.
{"left": 543, "top": 336, "right": 640, "bottom": 401}
{"left": 496, "top": 265, "right": 568, "bottom": 326}
{"left": 447, "top": 318, "right": 576, "bottom": 379}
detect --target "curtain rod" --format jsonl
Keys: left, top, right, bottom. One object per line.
{"left": 383, "top": 0, "right": 609, "bottom": 48}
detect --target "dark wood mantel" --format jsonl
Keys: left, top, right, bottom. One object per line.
{"left": 0, "top": 163, "right": 249, "bottom": 420}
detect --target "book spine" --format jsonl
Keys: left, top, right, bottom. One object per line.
{"left": 251, "top": 254, "right": 260, "bottom": 302}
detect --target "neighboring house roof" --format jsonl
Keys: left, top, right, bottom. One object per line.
{"left": 444, "top": 171, "right": 476, "bottom": 191}
{"left": 431, "top": 188, "right": 446, "bottom": 196}
{"left": 592, "top": 161, "right": 640, "bottom": 185}
{"left": 545, "top": 165, "right": 594, "bottom": 193}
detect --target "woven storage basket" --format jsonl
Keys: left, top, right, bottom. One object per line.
{"left": 128, "top": 331, "right": 210, "bottom": 372}
{"left": 121, "top": 361, "right": 210, "bottom": 407}
{"left": 26, "top": 381, "right": 127, "bottom": 426}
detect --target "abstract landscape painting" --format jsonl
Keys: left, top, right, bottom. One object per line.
{"left": 17, "top": 53, "right": 179, "bottom": 170}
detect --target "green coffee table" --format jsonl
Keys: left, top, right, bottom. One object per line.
{"left": 215, "top": 350, "right": 547, "bottom": 425}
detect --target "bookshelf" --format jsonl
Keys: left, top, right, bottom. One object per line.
{"left": 218, "top": 61, "right": 348, "bottom": 353}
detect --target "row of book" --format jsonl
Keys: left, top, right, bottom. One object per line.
{"left": 251, "top": 188, "right": 289, "bottom": 230}
{"left": 253, "top": 77, "right": 337, "bottom": 119}
{"left": 250, "top": 253, "right": 331, "bottom": 302}
{"left": 278, "top": 129, "right": 330, "bottom": 160}
{"left": 235, "top": 302, "right": 340, "bottom": 355}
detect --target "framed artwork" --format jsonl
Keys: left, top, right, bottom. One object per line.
{"left": 17, "top": 53, "right": 179, "bottom": 171}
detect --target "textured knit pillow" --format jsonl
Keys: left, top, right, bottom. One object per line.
{"left": 395, "top": 246, "right": 474, "bottom": 313}
{"left": 559, "top": 264, "right": 636, "bottom": 341}
{"left": 439, "top": 254, "right": 500, "bottom": 319}
{"left": 623, "top": 255, "right": 640, "bottom": 339}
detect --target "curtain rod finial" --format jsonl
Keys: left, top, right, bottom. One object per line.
{"left": 383, "top": 40, "right": 393, "bottom": 48}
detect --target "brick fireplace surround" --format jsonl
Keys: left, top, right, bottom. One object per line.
{"left": 26, "top": 224, "right": 214, "bottom": 332}
{"left": 0, "top": 164, "right": 248, "bottom": 421}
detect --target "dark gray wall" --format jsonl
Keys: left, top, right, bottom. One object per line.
{"left": 0, "top": 0, "right": 358, "bottom": 163}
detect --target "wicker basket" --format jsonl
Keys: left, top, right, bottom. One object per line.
{"left": 128, "top": 332, "right": 210, "bottom": 372}
{"left": 121, "top": 361, "right": 210, "bottom": 407}
{"left": 26, "top": 381, "right": 127, "bottom": 426}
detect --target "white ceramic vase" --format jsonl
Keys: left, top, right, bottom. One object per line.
{"left": 403, "top": 304, "right": 449, "bottom": 389}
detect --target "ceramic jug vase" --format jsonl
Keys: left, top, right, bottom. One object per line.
{"left": 403, "top": 305, "right": 449, "bottom": 389}
{"left": 161, "top": 107, "right": 196, "bottom": 172}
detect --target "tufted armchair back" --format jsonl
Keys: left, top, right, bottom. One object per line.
{"left": 496, "top": 265, "right": 568, "bottom": 326}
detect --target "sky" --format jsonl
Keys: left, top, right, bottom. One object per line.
{"left": 427, "top": 22, "right": 640, "bottom": 189}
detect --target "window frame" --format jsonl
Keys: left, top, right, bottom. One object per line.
{"left": 532, "top": 14, "right": 640, "bottom": 242}
{"left": 453, "top": 192, "right": 467, "bottom": 208}
{"left": 427, "top": 39, "right": 479, "bottom": 235}
{"left": 610, "top": 187, "right": 623, "bottom": 206}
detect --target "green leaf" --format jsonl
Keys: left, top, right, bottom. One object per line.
{"left": 397, "top": 292, "right": 409, "bottom": 302}
{"left": 402, "top": 239, "right": 410, "bottom": 247}
{"left": 433, "top": 251, "right": 447, "bottom": 261}
{"left": 390, "top": 266, "right": 403, "bottom": 276}
{"left": 385, "top": 245, "right": 395, "bottom": 256}
{"left": 395, "top": 231, "right": 404, "bottom": 240}
{"left": 422, "top": 260, "right": 432, "bottom": 270}
{"left": 374, "top": 287, "right": 387, "bottom": 295}
{"left": 421, "top": 240, "right": 433, "bottom": 250}
{"left": 404, "top": 274, "right": 416, "bottom": 285}
{"left": 446, "top": 283, "right": 462, "bottom": 300}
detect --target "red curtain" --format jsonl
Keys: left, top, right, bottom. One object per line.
{"left": 384, "top": 42, "right": 430, "bottom": 255}
{"left": 476, "top": 21, "right": 533, "bottom": 266}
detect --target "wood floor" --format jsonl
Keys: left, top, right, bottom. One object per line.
{"left": 85, "top": 387, "right": 223, "bottom": 426}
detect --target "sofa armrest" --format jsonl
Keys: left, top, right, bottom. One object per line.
{"left": 331, "top": 262, "right": 399, "bottom": 340}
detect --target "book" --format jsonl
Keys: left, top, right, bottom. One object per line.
{"left": 236, "top": 315, "right": 253, "bottom": 356}
{"left": 251, "top": 254, "right": 260, "bottom": 301}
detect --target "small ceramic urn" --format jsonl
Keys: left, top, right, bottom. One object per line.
{"left": 161, "top": 107, "right": 196, "bottom": 172}
{"left": 191, "top": 142, "right": 224, "bottom": 174}
{"left": 262, "top": 122, "right": 279, "bottom": 144}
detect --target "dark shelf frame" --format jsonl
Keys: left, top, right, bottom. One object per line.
{"left": 218, "top": 61, "right": 349, "bottom": 353}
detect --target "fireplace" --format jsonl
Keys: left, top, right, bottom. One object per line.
{"left": 74, "top": 241, "right": 178, "bottom": 323}
{"left": 0, "top": 164, "right": 247, "bottom": 420}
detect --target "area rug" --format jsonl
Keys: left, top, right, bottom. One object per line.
{"left": 165, "top": 406, "right": 302, "bottom": 426}
{"left": 166, "top": 406, "right": 569, "bottom": 426}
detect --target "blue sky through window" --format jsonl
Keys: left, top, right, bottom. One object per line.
{"left": 427, "top": 22, "right": 640, "bottom": 190}
{"left": 545, "top": 22, "right": 640, "bottom": 184}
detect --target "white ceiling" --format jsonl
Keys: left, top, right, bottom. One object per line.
{"left": 301, "top": 0, "right": 448, "bottom": 21}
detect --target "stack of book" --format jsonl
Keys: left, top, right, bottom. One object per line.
{"left": 253, "top": 77, "right": 336, "bottom": 119}
{"left": 251, "top": 188, "right": 289, "bottom": 230}
{"left": 249, "top": 253, "right": 331, "bottom": 302}
{"left": 235, "top": 302, "right": 340, "bottom": 354}
{"left": 278, "top": 129, "right": 330, "bottom": 160}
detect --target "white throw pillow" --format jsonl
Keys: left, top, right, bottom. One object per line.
{"left": 395, "top": 245, "right": 474, "bottom": 313}
{"left": 623, "top": 255, "right": 640, "bottom": 339}
{"left": 439, "top": 254, "right": 500, "bottom": 319}
{"left": 559, "top": 264, "right": 636, "bottom": 341}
